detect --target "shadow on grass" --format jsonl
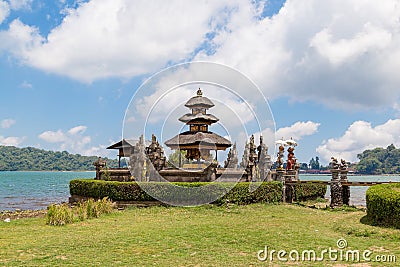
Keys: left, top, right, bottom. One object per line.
{"left": 360, "top": 214, "right": 400, "bottom": 231}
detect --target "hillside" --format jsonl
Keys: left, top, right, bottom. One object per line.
{"left": 356, "top": 144, "right": 400, "bottom": 174}
{"left": 0, "top": 146, "right": 118, "bottom": 171}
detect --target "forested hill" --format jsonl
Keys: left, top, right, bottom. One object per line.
{"left": 0, "top": 146, "right": 118, "bottom": 171}
{"left": 356, "top": 144, "right": 400, "bottom": 174}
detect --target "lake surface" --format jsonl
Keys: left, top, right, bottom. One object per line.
{"left": 1, "top": 172, "right": 399, "bottom": 211}
{"left": 0, "top": 171, "right": 95, "bottom": 211}
{"left": 301, "top": 174, "right": 400, "bottom": 206}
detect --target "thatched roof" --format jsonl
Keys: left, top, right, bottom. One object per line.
{"left": 185, "top": 95, "right": 214, "bottom": 109}
{"left": 165, "top": 131, "right": 231, "bottom": 150}
{"left": 107, "top": 139, "right": 151, "bottom": 156}
{"left": 178, "top": 113, "right": 219, "bottom": 124}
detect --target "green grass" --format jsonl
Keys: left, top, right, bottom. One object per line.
{"left": 1, "top": 204, "right": 400, "bottom": 266}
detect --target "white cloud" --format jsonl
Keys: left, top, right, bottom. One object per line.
{"left": 2, "top": 0, "right": 400, "bottom": 110}
{"left": 38, "top": 129, "right": 67, "bottom": 143}
{"left": 1, "top": 0, "right": 229, "bottom": 82}
{"left": 197, "top": 0, "right": 400, "bottom": 110}
{"left": 38, "top": 125, "right": 110, "bottom": 156}
{"left": 275, "top": 121, "right": 321, "bottom": 141}
{"left": 0, "top": 136, "right": 24, "bottom": 146}
{"left": 68, "top": 125, "right": 87, "bottom": 135}
{"left": 1, "top": 118, "right": 16, "bottom": 129}
{"left": 0, "top": 0, "right": 9, "bottom": 24}
{"left": 8, "top": 0, "right": 32, "bottom": 10}
{"left": 19, "top": 80, "right": 32, "bottom": 88}
{"left": 0, "top": 19, "right": 44, "bottom": 57}
{"left": 316, "top": 119, "right": 400, "bottom": 163}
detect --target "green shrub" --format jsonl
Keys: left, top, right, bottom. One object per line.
{"left": 366, "top": 183, "right": 400, "bottom": 228}
{"left": 46, "top": 203, "right": 74, "bottom": 226}
{"left": 46, "top": 197, "right": 115, "bottom": 226}
{"left": 70, "top": 180, "right": 283, "bottom": 205}
{"left": 293, "top": 183, "right": 327, "bottom": 201}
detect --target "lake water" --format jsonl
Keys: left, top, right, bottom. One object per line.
{"left": 1, "top": 172, "right": 399, "bottom": 211}
{"left": 301, "top": 174, "right": 400, "bottom": 206}
{"left": 0, "top": 171, "right": 95, "bottom": 211}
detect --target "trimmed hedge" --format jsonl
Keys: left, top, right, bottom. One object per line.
{"left": 70, "top": 179, "right": 327, "bottom": 206}
{"left": 70, "top": 179, "right": 283, "bottom": 205}
{"left": 366, "top": 183, "right": 400, "bottom": 228}
{"left": 293, "top": 183, "right": 327, "bottom": 201}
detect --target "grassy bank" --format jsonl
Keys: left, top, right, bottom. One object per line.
{"left": 1, "top": 204, "right": 399, "bottom": 266}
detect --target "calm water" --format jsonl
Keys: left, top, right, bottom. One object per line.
{"left": 1, "top": 172, "right": 399, "bottom": 211}
{"left": 0, "top": 171, "right": 94, "bottom": 211}
{"left": 301, "top": 174, "right": 400, "bottom": 206}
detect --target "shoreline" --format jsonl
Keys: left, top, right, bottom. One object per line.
{"left": 0, "top": 209, "right": 47, "bottom": 220}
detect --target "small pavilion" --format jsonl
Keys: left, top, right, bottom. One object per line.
{"left": 165, "top": 88, "right": 231, "bottom": 165}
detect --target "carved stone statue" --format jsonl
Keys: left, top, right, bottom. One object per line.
{"left": 286, "top": 146, "right": 296, "bottom": 171}
{"left": 146, "top": 134, "right": 166, "bottom": 172}
{"left": 130, "top": 135, "right": 148, "bottom": 181}
{"left": 93, "top": 157, "right": 106, "bottom": 179}
{"left": 276, "top": 145, "right": 285, "bottom": 170}
{"left": 257, "top": 136, "right": 272, "bottom": 181}
{"left": 224, "top": 142, "right": 238, "bottom": 168}
{"left": 340, "top": 159, "right": 348, "bottom": 170}
{"left": 331, "top": 157, "right": 339, "bottom": 170}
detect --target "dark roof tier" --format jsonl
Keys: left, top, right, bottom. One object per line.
{"left": 178, "top": 113, "right": 219, "bottom": 124}
{"left": 184, "top": 89, "right": 214, "bottom": 109}
{"left": 165, "top": 131, "right": 231, "bottom": 150}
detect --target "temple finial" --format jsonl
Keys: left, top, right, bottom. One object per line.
{"left": 197, "top": 88, "right": 202, "bottom": 96}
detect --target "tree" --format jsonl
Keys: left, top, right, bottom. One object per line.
{"left": 309, "top": 157, "right": 320, "bottom": 170}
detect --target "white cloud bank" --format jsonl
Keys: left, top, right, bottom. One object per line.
{"left": 38, "top": 125, "right": 108, "bottom": 156}
{"left": 0, "top": 136, "right": 24, "bottom": 146}
{"left": 1, "top": 0, "right": 400, "bottom": 110}
{"left": 275, "top": 121, "right": 320, "bottom": 141}
{"left": 1, "top": 118, "right": 16, "bottom": 129}
{"left": 316, "top": 119, "right": 400, "bottom": 163}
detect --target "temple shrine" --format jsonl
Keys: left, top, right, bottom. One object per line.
{"left": 165, "top": 88, "right": 231, "bottom": 164}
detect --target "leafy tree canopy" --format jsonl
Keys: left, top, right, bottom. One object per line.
{"left": 356, "top": 144, "right": 400, "bottom": 174}
{"left": 0, "top": 146, "right": 118, "bottom": 171}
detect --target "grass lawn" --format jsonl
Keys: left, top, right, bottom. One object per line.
{"left": 0, "top": 203, "right": 399, "bottom": 266}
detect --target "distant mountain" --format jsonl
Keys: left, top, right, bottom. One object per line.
{"left": 0, "top": 146, "right": 118, "bottom": 171}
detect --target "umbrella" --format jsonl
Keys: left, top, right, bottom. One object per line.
{"left": 275, "top": 139, "right": 287, "bottom": 146}
{"left": 285, "top": 138, "right": 297, "bottom": 146}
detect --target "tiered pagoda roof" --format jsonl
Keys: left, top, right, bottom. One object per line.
{"left": 165, "top": 88, "right": 231, "bottom": 160}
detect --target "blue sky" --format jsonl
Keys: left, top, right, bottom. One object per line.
{"left": 1, "top": 0, "right": 400, "bottom": 165}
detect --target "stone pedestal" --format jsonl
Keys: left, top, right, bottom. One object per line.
{"left": 340, "top": 169, "right": 350, "bottom": 206}
{"left": 276, "top": 170, "right": 286, "bottom": 202}
{"left": 330, "top": 169, "right": 343, "bottom": 208}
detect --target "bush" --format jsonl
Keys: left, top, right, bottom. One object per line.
{"left": 70, "top": 180, "right": 283, "bottom": 205}
{"left": 46, "top": 197, "right": 115, "bottom": 226}
{"left": 46, "top": 203, "right": 74, "bottom": 226}
{"left": 293, "top": 183, "right": 327, "bottom": 201}
{"left": 366, "top": 183, "right": 400, "bottom": 228}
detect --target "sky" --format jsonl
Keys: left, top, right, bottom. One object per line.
{"left": 1, "top": 0, "right": 400, "bottom": 165}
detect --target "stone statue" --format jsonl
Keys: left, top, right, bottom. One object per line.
{"left": 286, "top": 146, "right": 296, "bottom": 171}
{"left": 224, "top": 142, "right": 238, "bottom": 168}
{"left": 340, "top": 159, "right": 348, "bottom": 170}
{"left": 130, "top": 135, "right": 148, "bottom": 181}
{"left": 258, "top": 136, "right": 272, "bottom": 181}
{"left": 331, "top": 157, "right": 339, "bottom": 170}
{"left": 93, "top": 157, "right": 106, "bottom": 179}
{"left": 146, "top": 134, "right": 166, "bottom": 172}
{"left": 276, "top": 145, "right": 285, "bottom": 170}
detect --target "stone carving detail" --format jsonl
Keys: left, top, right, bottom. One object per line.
{"left": 257, "top": 136, "right": 272, "bottom": 181}
{"left": 276, "top": 144, "right": 285, "bottom": 170}
{"left": 224, "top": 142, "right": 239, "bottom": 169}
{"left": 330, "top": 157, "right": 350, "bottom": 208}
{"left": 147, "top": 134, "right": 166, "bottom": 172}
{"left": 93, "top": 157, "right": 106, "bottom": 179}
{"left": 130, "top": 135, "right": 148, "bottom": 182}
